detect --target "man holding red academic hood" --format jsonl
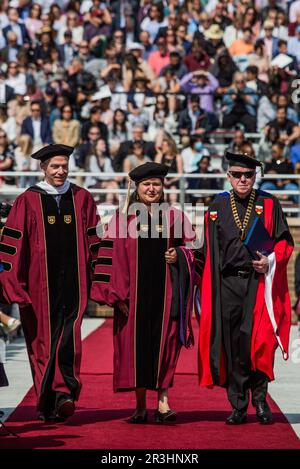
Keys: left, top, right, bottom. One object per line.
{"left": 0, "top": 144, "right": 100, "bottom": 422}
{"left": 198, "top": 151, "right": 293, "bottom": 425}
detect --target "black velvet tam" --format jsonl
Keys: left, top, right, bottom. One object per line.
{"left": 129, "top": 162, "right": 169, "bottom": 183}
{"left": 31, "top": 144, "right": 74, "bottom": 163}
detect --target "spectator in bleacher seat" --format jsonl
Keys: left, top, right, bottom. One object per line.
{"left": 14, "top": 134, "right": 38, "bottom": 188}
{"left": 24, "top": 3, "right": 43, "bottom": 44}
{"left": 276, "top": 39, "right": 298, "bottom": 75}
{"left": 228, "top": 27, "right": 254, "bottom": 59}
{"left": 52, "top": 104, "right": 80, "bottom": 147}
{"left": 184, "top": 41, "right": 211, "bottom": 73}
{"left": 179, "top": 94, "right": 219, "bottom": 140}
{"left": 147, "top": 36, "right": 170, "bottom": 77}
{"left": 225, "top": 129, "right": 247, "bottom": 157}
{"left": 84, "top": 137, "right": 119, "bottom": 204}
{"left": 189, "top": 154, "right": 220, "bottom": 206}
{"left": 180, "top": 69, "right": 219, "bottom": 113}
{"left": 127, "top": 42, "right": 156, "bottom": 83}
{"left": 209, "top": 48, "right": 238, "bottom": 91}
{"left": 248, "top": 41, "right": 270, "bottom": 83}
{"left": 175, "top": 23, "right": 191, "bottom": 55}
{"left": 222, "top": 72, "right": 258, "bottom": 132}
{"left": 123, "top": 140, "right": 152, "bottom": 174}
{"left": 0, "top": 30, "right": 22, "bottom": 64}
{"left": 57, "top": 10, "right": 83, "bottom": 46}
{"left": 2, "top": 6, "right": 31, "bottom": 47}
{"left": 258, "top": 20, "right": 279, "bottom": 59}
{"left": 181, "top": 133, "right": 210, "bottom": 175}
{"left": 153, "top": 68, "right": 181, "bottom": 97}
{"left": 155, "top": 135, "right": 183, "bottom": 205}
{"left": 160, "top": 51, "right": 188, "bottom": 80}
{"left": 288, "top": 10, "right": 300, "bottom": 36}
{"left": 113, "top": 122, "right": 156, "bottom": 172}
{"left": 0, "top": 104, "right": 16, "bottom": 143}
{"left": 245, "top": 65, "right": 269, "bottom": 96}
{"left": 0, "top": 69, "right": 14, "bottom": 105}
{"left": 108, "top": 108, "right": 131, "bottom": 156}
{"left": 75, "top": 124, "right": 102, "bottom": 169}
{"left": 7, "top": 91, "right": 31, "bottom": 135}
{"left": 203, "top": 24, "right": 225, "bottom": 58}
{"left": 81, "top": 105, "right": 109, "bottom": 147}
{"left": 266, "top": 106, "right": 300, "bottom": 147}
{"left": 57, "top": 31, "right": 77, "bottom": 69}
{"left": 139, "top": 30, "right": 155, "bottom": 60}
{"left": 140, "top": 2, "right": 168, "bottom": 43}
{"left": 260, "top": 141, "right": 298, "bottom": 202}
{"left": 258, "top": 125, "right": 281, "bottom": 162}
{"left": 82, "top": 0, "right": 112, "bottom": 42}
{"left": 34, "top": 29, "right": 57, "bottom": 66}
{"left": 0, "top": 130, "right": 14, "bottom": 186}
{"left": 127, "top": 75, "right": 151, "bottom": 129}
{"left": 21, "top": 100, "right": 52, "bottom": 147}
{"left": 5, "top": 61, "right": 26, "bottom": 96}
{"left": 223, "top": 15, "right": 244, "bottom": 49}
{"left": 147, "top": 93, "right": 178, "bottom": 143}
{"left": 287, "top": 24, "right": 300, "bottom": 66}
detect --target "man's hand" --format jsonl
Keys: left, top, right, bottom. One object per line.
{"left": 116, "top": 300, "right": 129, "bottom": 317}
{"left": 252, "top": 251, "right": 269, "bottom": 274}
{"left": 165, "top": 248, "right": 178, "bottom": 264}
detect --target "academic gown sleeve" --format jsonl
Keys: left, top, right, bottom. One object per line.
{"left": 0, "top": 194, "right": 32, "bottom": 305}
{"left": 90, "top": 211, "right": 130, "bottom": 307}
{"left": 84, "top": 192, "right": 101, "bottom": 282}
{"left": 264, "top": 196, "right": 294, "bottom": 358}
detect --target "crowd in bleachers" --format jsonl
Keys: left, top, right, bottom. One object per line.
{"left": 1, "top": 0, "right": 300, "bottom": 205}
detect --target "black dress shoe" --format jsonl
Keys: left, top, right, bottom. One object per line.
{"left": 129, "top": 411, "right": 148, "bottom": 424}
{"left": 55, "top": 398, "right": 75, "bottom": 420}
{"left": 226, "top": 409, "right": 247, "bottom": 425}
{"left": 254, "top": 401, "right": 273, "bottom": 424}
{"left": 155, "top": 409, "right": 177, "bottom": 423}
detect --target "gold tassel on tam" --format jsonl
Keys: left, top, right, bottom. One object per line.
{"left": 122, "top": 178, "right": 132, "bottom": 214}
{"left": 260, "top": 162, "right": 264, "bottom": 177}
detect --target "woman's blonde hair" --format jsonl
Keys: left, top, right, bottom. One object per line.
{"left": 17, "top": 134, "right": 33, "bottom": 155}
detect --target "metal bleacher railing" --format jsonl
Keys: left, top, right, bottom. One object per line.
{"left": 1, "top": 171, "right": 300, "bottom": 215}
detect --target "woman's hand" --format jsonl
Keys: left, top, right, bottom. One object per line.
{"left": 165, "top": 248, "right": 178, "bottom": 264}
{"left": 252, "top": 251, "right": 269, "bottom": 274}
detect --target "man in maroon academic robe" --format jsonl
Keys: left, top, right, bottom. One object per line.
{"left": 0, "top": 144, "right": 100, "bottom": 421}
{"left": 198, "top": 151, "right": 294, "bottom": 425}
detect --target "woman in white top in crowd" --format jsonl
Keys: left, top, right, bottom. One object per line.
{"left": 0, "top": 105, "right": 16, "bottom": 144}
{"left": 84, "top": 138, "right": 119, "bottom": 204}
{"left": 14, "top": 134, "right": 39, "bottom": 188}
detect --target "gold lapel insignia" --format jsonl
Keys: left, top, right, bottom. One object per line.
{"left": 48, "top": 216, "right": 56, "bottom": 224}
{"left": 64, "top": 215, "right": 72, "bottom": 224}
{"left": 210, "top": 211, "right": 218, "bottom": 221}
{"left": 140, "top": 224, "right": 148, "bottom": 232}
{"left": 255, "top": 205, "right": 263, "bottom": 215}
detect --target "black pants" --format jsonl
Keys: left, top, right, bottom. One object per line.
{"left": 221, "top": 274, "right": 268, "bottom": 411}
{"left": 223, "top": 112, "right": 257, "bottom": 133}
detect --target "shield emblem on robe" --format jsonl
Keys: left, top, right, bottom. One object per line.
{"left": 255, "top": 205, "right": 263, "bottom": 215}
{"left": 64, "top": 215, "right": 72, "bottom": 224}
{"left": 48, "top": 216, "right": 56, "bottom": 224}
{"left": 210, "top": 211, "right": 218, "bottom": 221}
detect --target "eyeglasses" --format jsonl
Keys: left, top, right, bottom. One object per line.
{"left": 31, "top": 108, "right": 40, "bottom": 112}
{"left": 228, "top": 170, "right": 255, "bottom": 179}
{"left": 235, "top": 80, "right": 245, "bottom": 83}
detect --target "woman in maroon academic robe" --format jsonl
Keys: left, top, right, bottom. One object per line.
{"left": 91, "top": 162, "right": 196, "bottom": 423}
{"left": 0, "top": 144, "right": 100, "bottom": 422}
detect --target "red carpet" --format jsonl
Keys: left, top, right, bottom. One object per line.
{"left": 0, "top": 319, "right": 299, "bottom": 449}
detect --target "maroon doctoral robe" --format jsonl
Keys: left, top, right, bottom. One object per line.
{"left": 0, "top": 183, "right": 100, "bottom": 412}
{"left": 91, "top": 205, "right": 196, "bottom": 392}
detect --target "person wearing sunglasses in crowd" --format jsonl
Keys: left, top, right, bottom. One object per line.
{"left": 197, "top": 151, "right": 294, "bottom": 425}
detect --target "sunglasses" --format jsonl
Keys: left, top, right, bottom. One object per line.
{"left": 228, "top": 170, "right": 255, "bottom": 179}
